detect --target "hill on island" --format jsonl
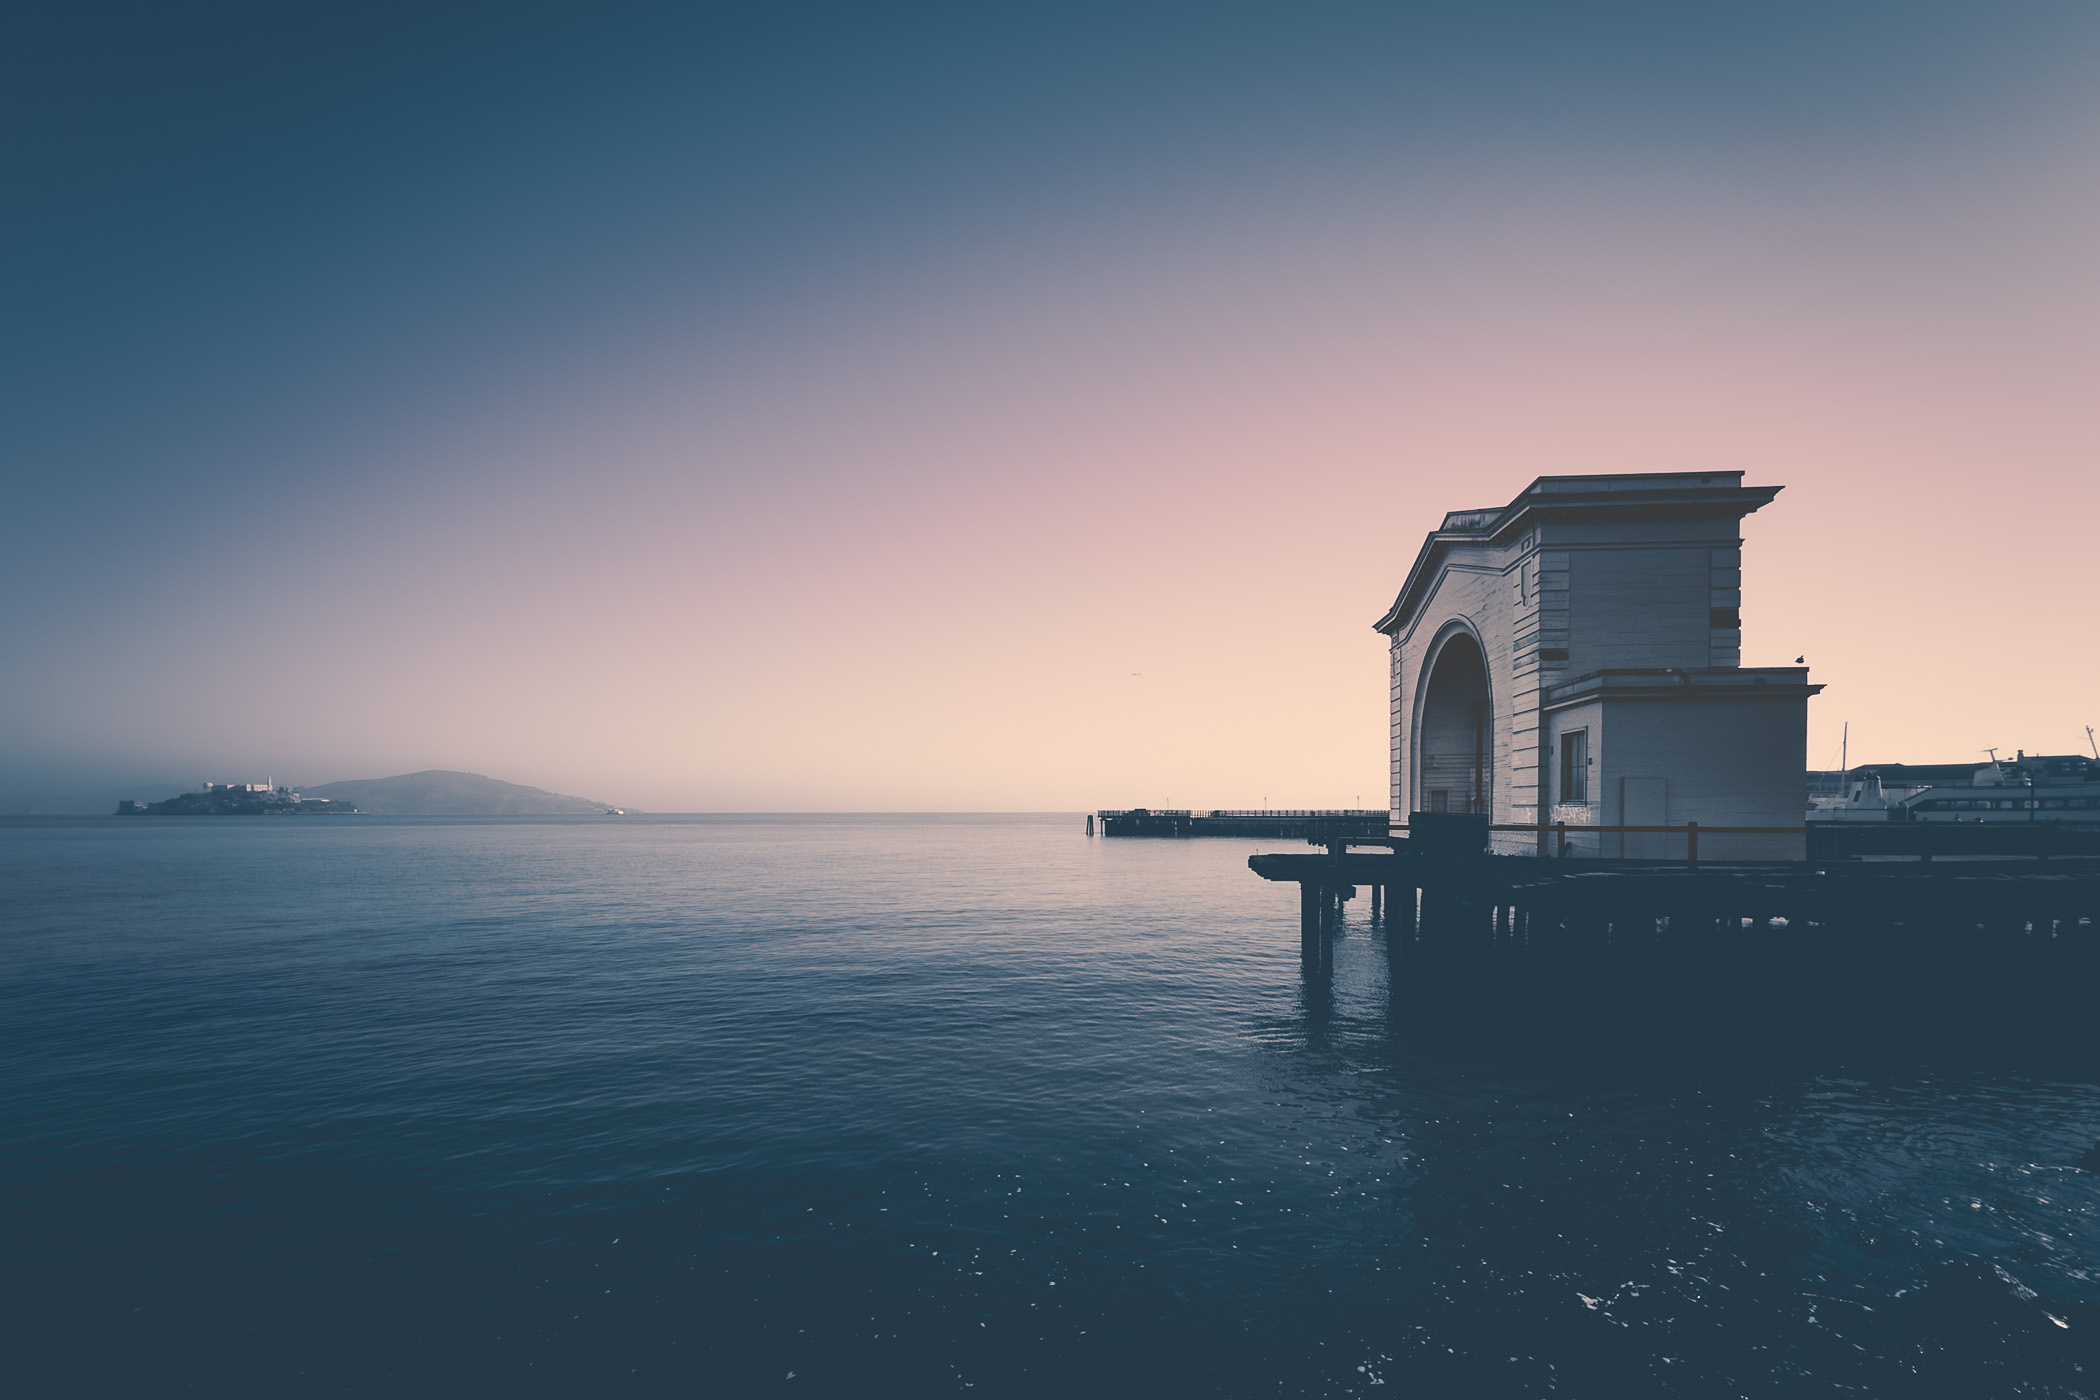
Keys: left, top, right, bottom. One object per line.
{"left": 300, "top": 771, "right": 621, "bottom": 815}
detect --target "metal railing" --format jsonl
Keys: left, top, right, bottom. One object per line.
{"left": 1382, "top": 820, "right": 1807, "bottom": 863}
{"left": 1471, "top": 821, "right": 1806, "bottom": 862}
{"left": 1205, "top": 809, "right": 1387, "bottom": 820}
{"left": 1097, "top": 809, "right": 1386, "bottom": 821}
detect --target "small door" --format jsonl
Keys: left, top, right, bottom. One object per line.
{"left": 1621, "top": 777, "right": 1668, "bottom": 859}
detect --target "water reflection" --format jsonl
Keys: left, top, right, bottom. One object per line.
{"left": 1263, "top": 873, "right": 2100, "bottom": 1396}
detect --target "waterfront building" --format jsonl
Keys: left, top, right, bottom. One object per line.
{"left": 1374, "top": 473, "right": 1821, "bottom": 858}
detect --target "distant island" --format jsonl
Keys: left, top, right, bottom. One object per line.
{"left": 119, "top": 784, "right": 358, "bottom": 816}
{"left": 64, "top": 769, "right": 627, "bottom": 817}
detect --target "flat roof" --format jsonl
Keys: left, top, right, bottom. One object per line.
{"left": 1541, "top": 666, "right": 1822, "bottom": 712}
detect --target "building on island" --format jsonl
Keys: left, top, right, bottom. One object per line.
{"left": 120, "top": 783, "right": 352, "bottom": 815}
{"left": 1374, "top": 473, "right": 1821, "bottom": 858}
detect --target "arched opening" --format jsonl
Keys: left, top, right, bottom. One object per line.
{"left": 1417, "top": 632, "right": 1492, "bottom": 816}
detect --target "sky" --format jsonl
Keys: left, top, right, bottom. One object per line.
{"left": 5, "top": 1, "right": 2098, "bottom": 810}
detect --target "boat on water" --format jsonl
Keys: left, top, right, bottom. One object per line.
{"left": 1808, "top": 752, "right": 2100, "bottom": 824}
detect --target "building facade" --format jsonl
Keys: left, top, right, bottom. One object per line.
{"left": 1374, "top": 473, "right": 1821, "bottom": 858}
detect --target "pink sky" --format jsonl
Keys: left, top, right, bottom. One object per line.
{"left": 8, "top": 9, "right": 2098, "bottom": 808}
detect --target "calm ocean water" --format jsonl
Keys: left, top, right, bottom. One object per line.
{"left": 4, "top": 813, "right": 2099, "bottom": 1396}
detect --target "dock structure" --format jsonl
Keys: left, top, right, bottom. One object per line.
{"left": 1253, "top": 815, "right": 2100, "bottom": 1039}
{"left": 1243, "top": 469, "right": 2100, "bottom": 1040}
{"left": 1256, "top": 846, "right": 2100, "bottom": 957}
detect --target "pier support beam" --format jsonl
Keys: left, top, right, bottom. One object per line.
{"left": 1318, "top": 895, "right": 1335, "bottom": 978}
{"left": 1298, "top": 882, "right": 1346, "bottom": 978}
{"left": 1300, "top": 883, "right": 1319, "bottom": 966}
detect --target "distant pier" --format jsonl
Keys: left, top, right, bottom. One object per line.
{"left": 1096, "top": 808, "right": 1388, "bottom": 839}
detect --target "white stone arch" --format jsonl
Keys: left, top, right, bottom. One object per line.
{"left": 1410, "top": 617, "right": 1496, "bottom": 816}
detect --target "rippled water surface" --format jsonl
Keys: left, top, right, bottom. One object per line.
{"left": 5, "top": 814, "right": 2100, "bottom": 1395}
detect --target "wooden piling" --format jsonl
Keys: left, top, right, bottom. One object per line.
{"left": 1300, "top": 883, "right": 1319, "bottom": 965}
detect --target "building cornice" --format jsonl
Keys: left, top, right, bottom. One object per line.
{"left": 1372, "top": 473, "right": 1782, "bottom": 636}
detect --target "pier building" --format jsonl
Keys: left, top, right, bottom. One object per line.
{"left": 1374, "top": 472, "right": 1821, "bottom": 858}
{"left": 1243, "top": 472, "right": 2097, "bottom": 1030}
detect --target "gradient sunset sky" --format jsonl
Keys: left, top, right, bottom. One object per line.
{"left": 6, "top": 2, "right": 2098, "bottom": 810}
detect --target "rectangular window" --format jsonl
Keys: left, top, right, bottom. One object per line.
{"left": 1710, "top": 608, "right": 1740, "bottom": 629}
{"left": 1428, "top": 790, "right": 1449, "bottom": 813}
{"left": 1559, "top": 730, "right": 1589, "bottom": 804}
